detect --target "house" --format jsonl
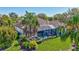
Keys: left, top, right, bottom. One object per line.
{"left": 15, "top": 18, "right": 65, "bottom": 38}
{"left": 37, "top": 18, "right": 59, "bottom": 37}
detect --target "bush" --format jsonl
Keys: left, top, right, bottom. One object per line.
{"left": 29, "top": 40, "right": 38, "bottom": 50}
{"left": 0, "top": 26, "right": 17, "bottom": 49}
{"left": 19, "top": 34, "right": 29, "bottom": 49}
{"left": 20, "top": 34, "right": 27, "bottom": 41}
{"left": 14, "top": 41, "right": 19, "bottom": 46}
{"left": 22, "top": 41, "right": 29, "bottom": 48}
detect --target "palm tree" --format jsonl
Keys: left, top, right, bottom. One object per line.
{"left": 22, "top": 11, "right": 39, "bottom": 37}
{"left": 59, "top": 14, "right": 79, "bottom": 50}
{"left": 31, "top": 16, "right": 39, "bottom": 36}
{"left": 68, "top": 8, "right": 79, "bottom": 15}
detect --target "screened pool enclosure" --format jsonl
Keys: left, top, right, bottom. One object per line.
{"left": 37, "top": 25, "right": 58, "bottom": 37}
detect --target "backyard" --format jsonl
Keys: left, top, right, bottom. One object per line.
{"left": 0, "top": 7, "right": 79, "bottom": 51}
{"left": 5, "top": 37, "right": 71, "bottom": 51}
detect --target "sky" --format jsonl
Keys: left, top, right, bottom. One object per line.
{"left": 0, "top": 7, "right": 70, "bottom": 16}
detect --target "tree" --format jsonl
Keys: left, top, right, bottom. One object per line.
{"left": 68, "top": 8, "right": 79, "bottom": 15}
{"left": 0, "top": 14, "right": 3, "bottom": 26}
{"left": 22, "top": 11, "right": 39, "bottom": 37}
{"left": 0, "top": 26, "right": 17, "bottom": 49}
{"left": 37, "top": 13, "right": 48, "bottom": 20}
{"left": 59, "top": 14, "right": 79, "bottom": 50}
{"left": 53, "top": 14, "right": 65, "bottom": 22}
{"left": 9, "top": 12, "right": 18, "bottom": 24}
{"left": 48, "top": 17, "right": 53, "bottom": 21}
{"left": 9, "top": 12, "right": 18, "bottom": 18}
{"left": 1, "top": 15, "right": 12, "bottom": 26}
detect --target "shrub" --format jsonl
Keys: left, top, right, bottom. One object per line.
{"left": 20, "top": 34, "right": 27, "bottom": 41}
{"left": 0, "top": 26, "right": 17, "bottom": 49}
{"left": 29, "top": 40, "right": 38, "bottom": 50}
{"left": 22, "top": 41, "right": 29, "bottom": 48}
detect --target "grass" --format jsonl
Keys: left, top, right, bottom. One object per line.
{"left": 6, "top": 40, "right": 21, "bottom": 51}
{"left": 37, "top": 37, "right": 71, "bottom": 51}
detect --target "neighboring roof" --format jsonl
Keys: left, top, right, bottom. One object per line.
{"left": 37, "top": 18, "right": 65, "bottom": 27}
{"left": 37, "top": 18, "right": 48, "bottom": 26}
{"left": 49, "top": 20, "right": 65, "bottom": 27}
{"left": 37, "top": 18, "right": 65, "bottom": 31}
{"left": 38, "top": 25, "right": 56, "bottom": 31}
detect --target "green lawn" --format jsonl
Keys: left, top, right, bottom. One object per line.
{"left": 37, "top": 37, "right": 71, "bottom": 51}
